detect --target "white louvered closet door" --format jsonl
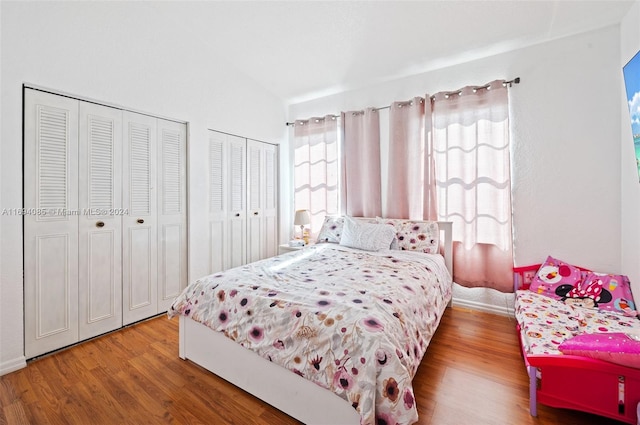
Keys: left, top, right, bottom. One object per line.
{"left": 24, "top": 89, "right": 80, "bottom": 359}
{"left": 157, "top": 119, "right": 187, "bottom": 312}
{"left": 207, "top": 131, "right": 279, "bottom": 273}
{"left": 78, "top": 102, "right": 123, "bottom": 340}
{"left": 122, "top": 111, "right": 158, "bottom": 325}
{"left": 246, "top": 140, "right": 279, "bottom": 262}
{"left": 246, "top": 140, "right": 264, "bottom": 264}
{"left": 24, "top": 88, "right": 188, "bottom": 358}
{"left": 208, "top": 131, "right": 228, "bottom": 273}
{"left": 262, "top": 142, "right": 279, "bottom": 259}
{"left": 227, "top": 135, "right": 247, "bottom": 269}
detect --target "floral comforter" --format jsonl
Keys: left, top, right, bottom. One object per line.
{"left": 169, "top": 244, "right": 452, "bottom": 425}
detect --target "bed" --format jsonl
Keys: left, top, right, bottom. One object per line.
{"left": 169, "top": 219, "right": 453, "bottom": 425}
{"left": 514, "top": 263, "right": 640, "bottom": 424}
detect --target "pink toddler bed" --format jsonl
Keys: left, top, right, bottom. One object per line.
{"left": 514, "top": 264, "right": 640, "bottom": 424}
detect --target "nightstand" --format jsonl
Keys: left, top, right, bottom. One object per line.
{"left": 278, "top": 243, "right": 311, "bottom": 255}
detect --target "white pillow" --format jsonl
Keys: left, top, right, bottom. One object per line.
{"left": 339, "top": 217, "right": 396, "bottom": 252}
{"left": 316, "top": 216, "right": 344, "bottom": 243}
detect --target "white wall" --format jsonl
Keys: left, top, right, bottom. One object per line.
{"left": 0, "top": 2, "right": 287, "bottom": 374}
{"left": 621, "top": 1, "right": 640, "bottom": 302}
{"left": 288, "top": 25, "right": 625, "bottom": 309}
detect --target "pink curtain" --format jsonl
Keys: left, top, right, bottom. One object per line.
{"left": 431, "top": 81, "right": 513, "bottom": 292}
{"left": 341, "top": 108, "right": 382, "bottom": 217}
{"left": 293, "top": 116, "right": 339, "bottom": 237}
{"left": 386, "top": 97, "right": 427, "bottom": 219}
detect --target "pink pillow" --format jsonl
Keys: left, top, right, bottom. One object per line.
{"left": 576, "top": 272, "right": 636, "bottom": 314}
{"left": 559, "top": 332, "right": 640, "bottom": 369}
{"left": 529, "top": 256, "right": 588, "bottom": 300}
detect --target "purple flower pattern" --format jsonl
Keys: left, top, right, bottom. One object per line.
{"left": 377, "top": 219, "right": 440, "bottom": 254}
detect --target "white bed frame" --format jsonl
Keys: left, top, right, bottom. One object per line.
{"left": 179, "top": 221, "right": 453, "bottom": 425}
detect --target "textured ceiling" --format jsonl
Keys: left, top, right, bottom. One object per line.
{"left": 93, "top": 0, "right": 636, "bottom": 104}
{"left": 207, "top": 0, "right": 635, "bottom": 104}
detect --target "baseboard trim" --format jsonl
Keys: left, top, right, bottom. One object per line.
{"left": 0, "top": 356, "right": 27, "bottom": 376}
{"left": 452, "top": 296, "right": 514, "bottom": 317}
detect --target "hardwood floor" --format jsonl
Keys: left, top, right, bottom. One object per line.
{"left": 1, "top": 307, "right": 627, "bottom": 425}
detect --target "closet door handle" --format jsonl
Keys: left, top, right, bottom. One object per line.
{"left": 96, "top": 221, "right": 105, "bottom": 228}
{"left": 235, "top": 213, "right": 240, "bottom": 217}
{"left": 137, "top": 218, "right": 144, "bottom": 224}
{"left": 253, "top": 211, "right": 259, "bottom": 216}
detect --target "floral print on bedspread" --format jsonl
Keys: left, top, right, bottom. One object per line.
{"left": 515, "top": 290, "right": 640, "bottom": 356}
{"left": 169, "top": 244, "right": 452, "bottom": 425}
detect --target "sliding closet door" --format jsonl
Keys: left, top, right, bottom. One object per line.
{"left": 78, "top": 102, "right": 123, "bottom": 340}
{"left": 157, "top": 119, "right": 187, "bottom": 312}
{"left": 24, "top": 89, "right": 80, "bottom": 358}
{"left": 208, "top": 131, "right": 229, "bottom": 273}
{"left": 122, "top": 111, "right": 158, "bottom": 325}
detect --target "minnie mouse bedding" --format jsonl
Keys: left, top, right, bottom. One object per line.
{"left": 528, "top": 256, "right": 637, "bottom": 315}
{"left": 515, "top": 290, "right": 640, "bottom": 357}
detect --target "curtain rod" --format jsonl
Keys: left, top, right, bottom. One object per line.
{"left": 285, "top": 77, "right": 520, "bottom": 126}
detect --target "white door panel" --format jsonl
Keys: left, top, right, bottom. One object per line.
{"left": 263, "top": 143, "right": 279, "bottom": 258}
{"left": 228, "top": 136, "right": 247, "bottom": 268}
{"left": 122, "top": 111, "right": 157, "bottom": 325}
{"left": 78, "top": 101, "right": 122, "bottom": 340}
{"left": 24, "top": 89, "right": 79, "bottom": 358}
{"left": 209, "top": 220, "right": 226, "bottom": 273}
{"left": 208, "top": 131, "right": 228, "bottom": 273}
{"left": 157, "top": 120, "right": 187, "bottom": 312}
{"left": 247, "top": 140, "right": 279, "bottom": 262}
{"left": 159, "top": 223, "right": 183, "bottom": 311}
{"left": 247, "top": 141, "right": 263, "bottom": 263}
{"left": 228, "top": 216, "right": 246, "bottom": 269}
{"left": 128, "top": 225, "right": 154, "bottom": 307}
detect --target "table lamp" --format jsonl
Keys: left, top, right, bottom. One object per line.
{"left": 293, "top": 209, "right": 311, "bottom": 244}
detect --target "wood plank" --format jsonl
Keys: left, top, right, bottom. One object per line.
{"left": 1, "top": 402, "right": 29, "bottom": 425}
{"left": 0, "top": 307, "right": 627, "bottom": 424}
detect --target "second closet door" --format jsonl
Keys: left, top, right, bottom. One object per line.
{"left": 157, "top": 119, "right": 187, "bottom": 313}
{"left": 227, "top": 135, "right": 247, "bottom": 269}
{"left": 122, "top": 111, "right": 158, "bottom": 325}
{"left": 121, "top": 112, "right": 187, "bottom": 323}
{"left": 247, "top": 140, "right": 278, "bottom": 263}
{"left": 78, "top": 102, "right": 123, "bottom": 340}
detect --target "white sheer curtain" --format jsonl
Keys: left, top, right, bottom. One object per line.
{"left": 432, "top": 80, "right": 513, "bottom": 292}
{"left": 386, "top": 97, "right": 427, "bottom": 219}
{"left": 293, "top": 115, "right": 339, "bottom": 237}
{"left": 341, "top": 108, "right": 382, "bottom": 217}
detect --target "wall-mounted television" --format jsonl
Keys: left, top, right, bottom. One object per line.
{"left": 623, "top": 49, "right": 640, "bottom": 181}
